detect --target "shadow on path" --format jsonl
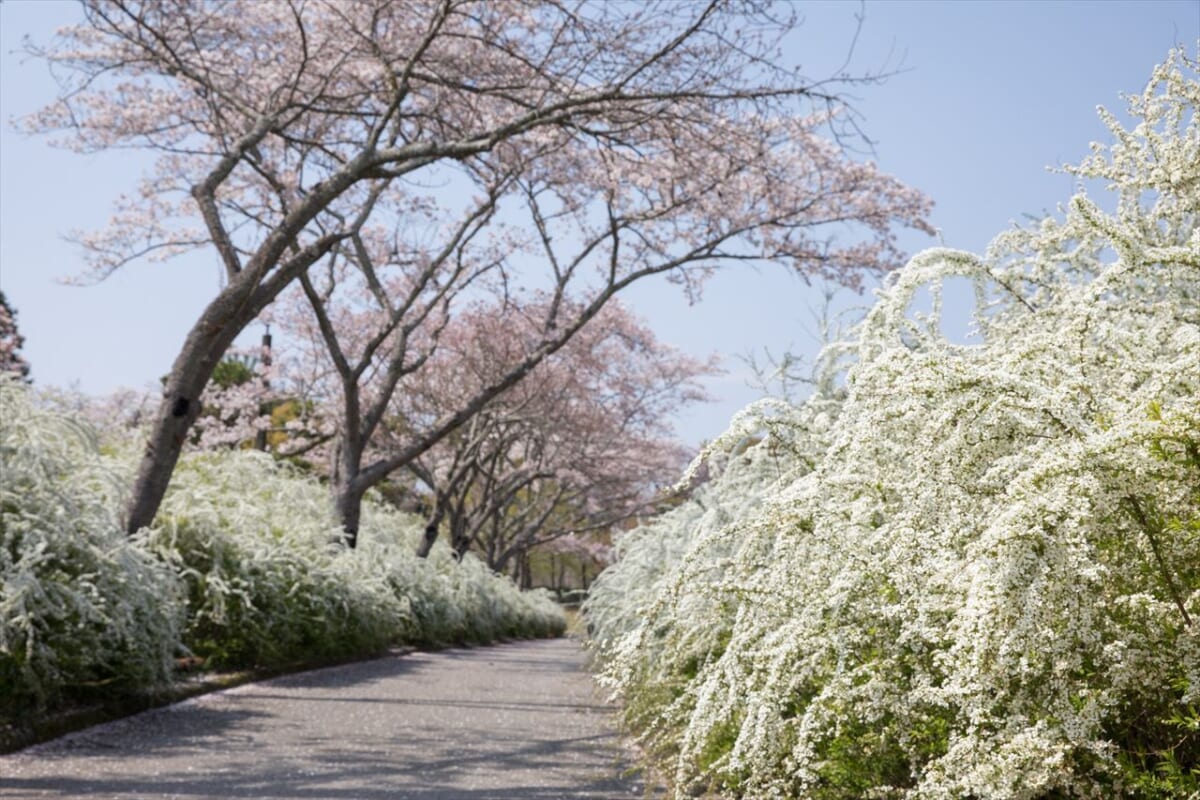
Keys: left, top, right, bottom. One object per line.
{"left": 0, "top": 639, "right": 644, "bottom": 799}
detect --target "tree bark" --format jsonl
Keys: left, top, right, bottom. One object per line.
{"left": 124, "top": 304, "right": 247, "bottom": 533}
{"left": 416, "top": 492, "right": 448, "bottom": 558}
{"left": 330, "top": 429, "right": 369, "bottom": 549}
{"left": 334, "top": 478, "right": 365, "bottom": 549}
{"left": 450, "top": 514, "right": 471, "bottom": 560}
{"left": 520, "top": 553, "right": 532, "bottom": 590}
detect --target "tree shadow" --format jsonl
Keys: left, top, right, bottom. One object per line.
{"left": 0, "top": 640, "right": 647, "bottom": 799}
{"left": 1, "top": 726, "right": 644, "bottom": 799}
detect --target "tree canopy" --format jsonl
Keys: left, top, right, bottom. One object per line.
{"left": 25, "top": 0, "right": 932, "bottom": 535}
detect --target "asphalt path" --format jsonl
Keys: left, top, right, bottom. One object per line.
{"left": 0, "top": 638, "right": 644, "bottom": 799}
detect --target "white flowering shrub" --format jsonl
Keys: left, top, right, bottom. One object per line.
{"left": 140, "top": 451, "right": 410, "bottom": 668}
{"left": 589, "top": 50, "right": 1199, "bottom": 799}
{"left": 142, "top": 450, "right": 565, "bottom": 668}
{"left": 2, "top": 384, "right": 564, "bottom": 719}
{"left": 387, "top": 543, "right": 567, "bottom": 644}
{"left": 586, "top": 382, "right": 846, "bottom": 781}
{"left": 0, "top": 378, "right": 180, "bottom": 719}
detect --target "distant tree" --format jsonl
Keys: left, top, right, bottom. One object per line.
{"left": 0, "top": 291, "right": 31, "bottom": 382}
{"left": 191, "top": 346, "right": 272, "bottom": 450}
{"left": 396, "top": 297, "right": 711, "bottom": 562}
{"left": 25, "top": 0, "right": 932, "bottom": 536}
{"left": 209, "top": 357, "right": 257, "bottom": 391}
{"left": 537, "top": 533, "right": 614, "bottom": 594}
{"left": 193, "top": 334, "right": 333, "bottom": 458}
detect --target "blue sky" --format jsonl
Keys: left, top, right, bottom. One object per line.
{"left": 1, "top": 0, "right": 1196, "bottom": 445}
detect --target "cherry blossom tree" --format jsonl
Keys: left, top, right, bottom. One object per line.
{"left": 189, "top": 343, "right": 273, "bottom": 450}
{"left": 24, "top": 0, "right": 932, "bottom": 535}
{"left": 188, "top": 339, "right": 336, "bottom": 460}
{"left": 0, "top": 291, "right": 31, "bottom": 382}
{"left": 396, "top": 297, "right": 711, "bottom": 562}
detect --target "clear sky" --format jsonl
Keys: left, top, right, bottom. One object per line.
{"left": 1, "top": 0, "right": 1196, "bottom": 445}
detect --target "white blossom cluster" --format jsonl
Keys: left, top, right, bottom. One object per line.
{"left": 0, "top": 377, "right": 181, "bottom": 712}
{"left": 587, "top": 50, "right": 1199, "bottom": 799}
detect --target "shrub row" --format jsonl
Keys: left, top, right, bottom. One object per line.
{"left": 1, "top": 380, "right": 564, "bottom": 721}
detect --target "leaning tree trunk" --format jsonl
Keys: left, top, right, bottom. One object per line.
{"left": 123, "top": 222, "right": 343, "bottom": 535}
{"left": 124, "top": 305, "right": 248, "bottom": 534}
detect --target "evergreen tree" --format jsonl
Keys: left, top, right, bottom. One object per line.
{"left": 0, "top": 291, "right": 31, "bottom": 382}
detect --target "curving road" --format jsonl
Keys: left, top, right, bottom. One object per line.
{"left": 0, "top": 638, "right": 644, "bottom": 799}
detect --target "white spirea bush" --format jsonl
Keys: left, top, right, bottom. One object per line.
{"left": 2, "top": 382, "right": 564, "bottom": 720}
{"left": 142, "top": 451, "right": 565, "bottom": 668}
{"left": 589, "top": 50, "right": 1200, "bottom": 799}
{"left": 0, "top": 378, "right": 181, "bottom": 716}
{"left": 139, "top": 451, "right": 411, "bottom": 667}
{"left": 585, "top": 391, "right": 843, "bottom": 769}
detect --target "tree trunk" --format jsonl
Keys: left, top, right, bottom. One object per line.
{"left": 254, "top": 329, "right": 273, "bottom": 451}
{"left": 520, "top": 552, "right": 532, "bottom": 590}
{"left": 333, "top": 477, "right": 365, "bottom": 549}
{"left": 331, "top": 435, "right": 368, "bottom": 549}
{"left": 450, "top": 516, "right": 471, "bottom": 560}
{"left": 124, "top": 378, "right": 206, "bottom": 534}
{"left": 124, "top": 310, "right": 246, "bottom": 534}
{"left": 416, "top": 520, "right": 440, "bottom": 558}
{"left": 416, "top": 493, "right": 447, "bottom": 558}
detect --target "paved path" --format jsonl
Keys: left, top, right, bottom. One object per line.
{"left": 0, "top": 639, "right": 643, "bottom": 799}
